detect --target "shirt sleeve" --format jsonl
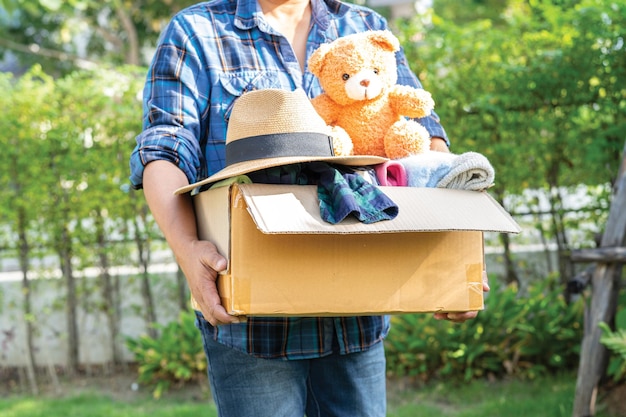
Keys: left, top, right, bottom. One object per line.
{"left": 129, "top": 14, "right": 210, "bottom": 189}
{"left": 395, "top": 48, "right": 449, "bottom": 146}
{"left": 129, "top": 125, "right": 203, "bottom": 188}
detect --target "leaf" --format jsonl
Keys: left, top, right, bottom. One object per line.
{"left": 600, "top": 322, "right": 626, "bottom": 360}
{"left": 38, "top": 0, "right": 62, "bottom": 11}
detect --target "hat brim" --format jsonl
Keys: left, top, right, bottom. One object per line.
{"left": 174, "top": 154, "right": 388, "bottom": 195}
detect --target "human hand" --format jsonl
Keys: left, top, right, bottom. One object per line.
{"left": 142, "top": 162, "right": 242, "bottom": 326}
{"left": 429, "top": 137, "right": 450, "bottom": 153}
{"left": 180, "top": 239, "right": 242, "bottom": 326}
{"left": 433, "top": 271, "right": 490, "bottom": 323}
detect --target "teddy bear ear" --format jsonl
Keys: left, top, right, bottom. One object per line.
{"left": 308, "top": 43, "right": 332, "bottom": 76}
{"left": 366, "top": 30, "right": 400, "bottom": 53}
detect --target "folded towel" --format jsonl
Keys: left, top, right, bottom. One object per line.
{"left": 400, "top": 151, "right": 457, "bottom": 188}
{"left": 437, "top": 152, "right": 495, "bottom": 190}
{"left": 400, "top": 151, "right": 494, "bottom": 191}
{"left": 374, "top": 160, "right": 408, "bottom": 186}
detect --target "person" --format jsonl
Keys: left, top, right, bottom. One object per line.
{"left": 129, "top": 0, "right": 489, "bottom": 416}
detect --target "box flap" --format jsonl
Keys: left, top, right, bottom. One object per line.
{"left": 234, "top": 183, "right": 520, "bottom": 234}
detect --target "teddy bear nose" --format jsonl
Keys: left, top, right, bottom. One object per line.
{"left": 360, "top": 79, "right": 370, "bottom": 87}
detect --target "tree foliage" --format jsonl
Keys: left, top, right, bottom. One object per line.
{"left": 0, "top": 0, "right": 198, "bottom": 73}
{"left": 0, "top": 64, "right": 157, "bottom": 371}
{"left": 402, "top": 0, "right": 625, "bottom": 195}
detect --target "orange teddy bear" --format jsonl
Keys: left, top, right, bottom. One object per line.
{"left": 308, "top": 30, "right": 435, "bottom": 160}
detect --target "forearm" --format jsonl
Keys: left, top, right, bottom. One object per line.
{"left": 142, "top": 161, "right": 235, "bottom": 325}
{"left": 143, "top": 160, "right": 198, "bottom": 259}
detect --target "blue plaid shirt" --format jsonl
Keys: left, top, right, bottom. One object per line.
{"left": 130, "top": 0, "right": 448, "bottom": 359}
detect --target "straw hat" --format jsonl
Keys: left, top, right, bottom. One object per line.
{"left": 175, "top": 88, "right": 387, "bottom": 194}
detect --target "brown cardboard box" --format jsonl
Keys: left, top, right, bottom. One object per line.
{"left": 192, "top": 183, "right": 520, "bottom": 316}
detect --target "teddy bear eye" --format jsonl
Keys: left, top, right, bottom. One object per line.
{"left": 342, "top": 73, "right": 350, "bottom": 81}
{"left": 373, "top": 69, "right": 379, "bottom": 75}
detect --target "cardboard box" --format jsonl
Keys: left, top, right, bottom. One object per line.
{"left": 192, "top": 183, "right": 520, "bottom": 316}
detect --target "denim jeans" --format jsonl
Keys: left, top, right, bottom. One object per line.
{"left": 196, "top": 316, "right": 387, "bottom": 417}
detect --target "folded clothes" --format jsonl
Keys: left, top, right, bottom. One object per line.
{"left": 308, "top": 162, "right": 399, "bottom": 224}
{"left": 399, "top": 151, "right": 495, "bottom": 191}
{"left": 248, "top": 162, "right": 398, "bottom": 224}
{"left": 374, "top": 160, "right": 408, "bottom": 186}
{"left": 437, "top": 152, "right": 495, "bottom": 190}
{"left": 399, "top": 151, "right": 456, "bottom": 188}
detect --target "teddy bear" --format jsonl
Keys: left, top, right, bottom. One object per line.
{"left": 308, "top": 30, "right": 435, "bottom": 160}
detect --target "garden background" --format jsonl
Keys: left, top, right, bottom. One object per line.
{"left": 0, "top": 0, "right": 625, "bottom": 416}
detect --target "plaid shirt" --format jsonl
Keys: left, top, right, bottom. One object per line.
{"left": 129, "top": 0, "right": 448, "bottom": 359}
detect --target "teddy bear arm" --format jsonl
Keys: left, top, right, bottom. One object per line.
{"left": 311, "top": 94, "right": 340, "bottom": 124}
{"left": 389, "top": 85, "right": 435, "bottom": 119}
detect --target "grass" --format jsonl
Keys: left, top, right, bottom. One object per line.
{"left": 387, "top": 373, "right": 619, "bottom": 417}
{"left": 0, "top": 373, "right": 619, "bottom": 417}
{"left": 0, "top": 394, "right": 216, "bottom": 417}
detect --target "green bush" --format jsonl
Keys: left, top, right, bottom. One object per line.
{"left": 126, "top": 310, "right": 206, "bottom": 399}
{"left": 384, "top": 277, "right": 584, "bottom": 381}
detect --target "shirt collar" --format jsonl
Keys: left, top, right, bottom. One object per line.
{"left": 234, "top": 0, "right": 346, "bottom": 31}
{"left": 233, "top": 0, "right": 260, "bottom": 30}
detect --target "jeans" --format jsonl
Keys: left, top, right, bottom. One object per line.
{"left": 196, "top": 316, "right": 387, "bottom": 417}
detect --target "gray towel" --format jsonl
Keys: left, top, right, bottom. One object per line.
{"left": 400, "top": 151, "right": 495, "bottom": 191}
